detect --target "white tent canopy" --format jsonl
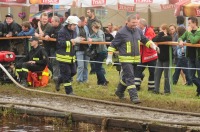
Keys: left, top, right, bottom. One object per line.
{"left": 79, "top": 0, "right": 174, "bottom": 12}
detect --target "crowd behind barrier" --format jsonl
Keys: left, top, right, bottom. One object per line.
{"left": 1, "top": 36, "right": 200, "bottom": 52}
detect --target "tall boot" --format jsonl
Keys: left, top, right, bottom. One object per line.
{"left": 115, "top": 83, "right": 126, "bottom": 99}
{"left": 54, "top": 77, "right": 62, "bottom": 91}
{"left": 65, "top": 86, "right": 74, "bottom": 95}
{"left": 128, "top": 88, "right": 141, "bottom": 104}
{"left": 21, "top": 79, "right": 28, "bottom": 87}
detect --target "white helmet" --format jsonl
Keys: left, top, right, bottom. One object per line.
{"left": 64, "top": 16, "right": 80, "bottom": 25}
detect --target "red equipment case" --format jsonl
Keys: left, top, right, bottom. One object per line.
{"left": 0, "top": 51, "right": 16, "bottom": 62}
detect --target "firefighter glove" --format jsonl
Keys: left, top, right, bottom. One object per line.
{"left": 151, "top": 43, "right": 160, "bottom": 54}
{"left": 106, "top": 53, "right": 113, "bottom": 65}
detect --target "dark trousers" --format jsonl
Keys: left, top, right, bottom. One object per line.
{"left": 173, "top": 57, "right": 192, "bottom": 85}
{"left": 135, "top": 60, "right": 156, "bottom": 89}
{"left": 16, "top": 62, "right": 45, "bottom": 80}
{"left": 94, "top": 52, "right": 107, "bottom": 85}
{"left": 0, "top": 40, "right": 10, "bottom": 51}
{"left": 189, "top": 58, "right": 200, "bottom": 93}
{"left": 121, "top": 63, "right": 137, "bottom": 89}
{"left": 44, "top": 43, "right": 57, "bottom": 76}
{"left": 58, "top": 62, "right": 76, "bottom": 84}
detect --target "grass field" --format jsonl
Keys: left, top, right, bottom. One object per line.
{"left": 1, "top": 64, "right": 200, "bottom": 113}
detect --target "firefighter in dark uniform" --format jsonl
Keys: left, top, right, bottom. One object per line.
{"left": 106, "top": 14, "right": 160, "bottom": 104}
{"left": 15, "top": 36, "right": 48, "bottom": 87}
{"left": 55, "top": 16, "right": 82, "bottom": 95}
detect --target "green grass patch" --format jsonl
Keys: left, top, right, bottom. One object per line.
{"left": 0, "top": 65, "right": 200, "bottom": 113}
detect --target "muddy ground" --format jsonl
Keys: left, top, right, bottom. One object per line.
{"left": 0, "top": 93, "right": 200, "bottom": 130}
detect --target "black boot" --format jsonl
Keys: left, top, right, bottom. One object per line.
{"left": 21, "top": 80, "right": 28, "bottom": 87}
{"left": 115, "top": 83, "right": 126, "bottom": 99}
{"left": 65, "top": 86, "right": 74, "bottom": 95}
{"left": 54, "top": 77, "right": 62, "bottom": 91}
{"left": 128, "top": 88, "right": 141, "bottom": 104}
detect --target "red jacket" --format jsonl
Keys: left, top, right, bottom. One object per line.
{"left": 140, "top": 26, "right": 158, "bottom": 63}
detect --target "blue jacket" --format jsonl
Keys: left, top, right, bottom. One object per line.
{"left": 56, "top": 26, "right": 77, "bottom": 63}
{"left": 108, "top": 26, "right": 151, "bottom": 63}
{"left": 17, "top": 27, "right": 35, "bottom": 36}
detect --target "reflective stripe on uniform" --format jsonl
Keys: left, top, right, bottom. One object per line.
{"left": 28, "top": 82, "right": 32, "bottom": 85}
{"left": 135, "top": 77, "right": 141, "bottom": 86}
{"left": 134, "top": 77, "right": 141, "bottom": 81}
{"left": 148, "top": 81, "right": 155, "bottom": 83}
{"left": 120, "top": 80, "right": 127, "bottom": 86}
{"left": 66, "top": 41, "right": 71, "bottom": 52}
{"left": 145, "top": 40, "right": 152, "bottom": 48}
{"left": 16, "top": 69, "right": 22, "bottom": 72}
{"left": 42, "top": 71, "right": 49, "bottom": 76}
{"left": 126, "top": 41, "right": 131, "bottom": 53}
{"left": 138, "top": 40, "right": 140, "bottom": 51}
{"left": 108, "top": 47, "right": 116, "bottom": 52}
{"left": 22, "top": 68, "right": 29, "bottom": 72}
{"left": 127, "top": 85, "right": 136, "bottom": 90}
{"left": 148, "top": 85, "right": 154, "bottom": 88}
{"left": 64, "top": 82, "right": 72, "bottom": 87}
{"left": 33, "top": 58, "right": 39, "bottom": 61}
{"left": 56, "top": 54, "right": 75, "bottom": 63}
{"left": 118, "top": 55, "right": 140, "bottom": 63}
{"left": 148, "top": 81, "right": 155, "bottom": 88}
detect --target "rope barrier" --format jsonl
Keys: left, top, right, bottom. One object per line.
{"left": 15, "top": 55, "right": 200, "bottom": 70}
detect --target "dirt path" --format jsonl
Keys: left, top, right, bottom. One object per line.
{"left": 0, "top": 93, "right": 200, "bottom": 129}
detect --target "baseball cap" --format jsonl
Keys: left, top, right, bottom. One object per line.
{"left": 29, "top": 36, "right": 39, "bottom": 42}
{"left": 5, "top": 13, "right": 13, "bottom": 18}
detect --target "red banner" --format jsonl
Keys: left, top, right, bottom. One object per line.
{"left": 134, "top": 0, "right": 153, "bottom": 3}
{"left": 118, "top": 3, "right": 135, "bottom": 12}
{"left": 0, "top": 0, "right": 26, "bottom": 3}
{"left": 160, "top": 4, "right": 176, "bottom": 10}
{"left": 92, "top": 0, "right": 106, "bottom": 6}
{"left": 40, "top": 0, "right": 59, "bottom": 4}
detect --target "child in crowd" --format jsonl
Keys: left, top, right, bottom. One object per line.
{"left": 152, "top": 24, "right": 172, "bottom": 94}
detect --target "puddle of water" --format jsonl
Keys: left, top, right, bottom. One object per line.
{"left": 0, "top": 118, "right": 101, "bottom": 132}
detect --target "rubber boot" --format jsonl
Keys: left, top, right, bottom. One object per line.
{"left": 54, "top": 77, "right": 62, "bottom": 91}
{"left": 128, "top": 88, "right": 141, "bottom": 104}
{"left": 115, "top": 83, "right": 126, "bottom": 99}
{"left": 65, "top": 86, "right": 74, "bottom": 95}
{"left": 21, "top": 79, "right": 28, "bottom": 87}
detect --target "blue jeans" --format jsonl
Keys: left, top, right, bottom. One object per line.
{"left": 94, "top": 52, "right": 107, "bottom": 85}
{"left": 76, "top": 51, "right": 90, "bottom": 82}
{"left": 173, "top": 57, "right": 192, "bottom": 85}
